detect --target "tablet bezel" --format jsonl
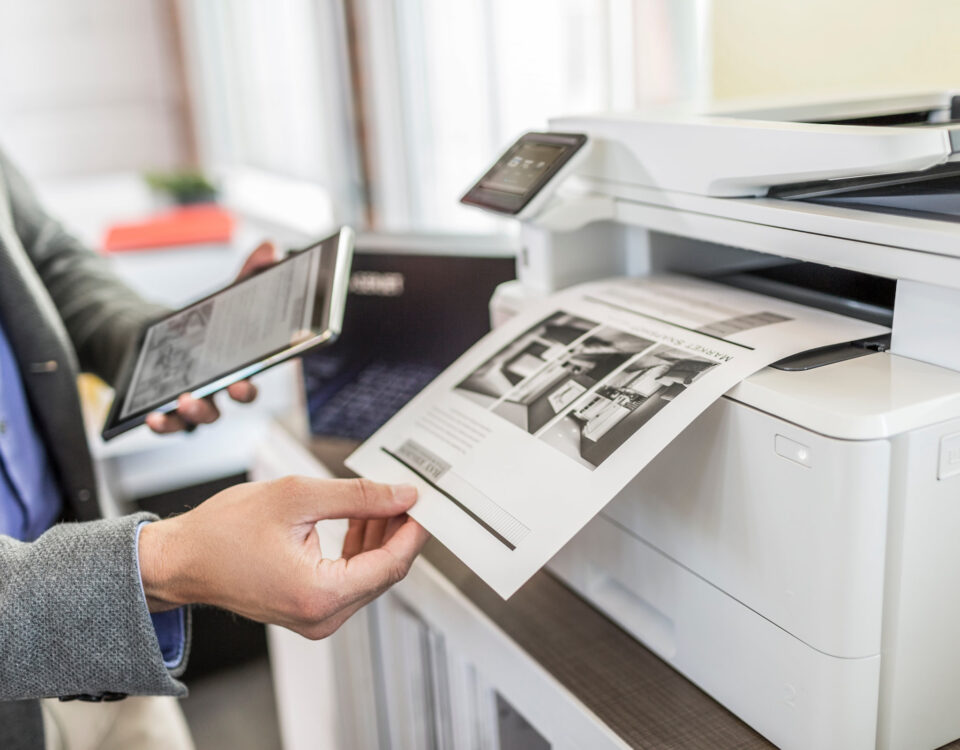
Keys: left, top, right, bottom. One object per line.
{"left": 101, "top": 226, "right": 355, "bottom": 441}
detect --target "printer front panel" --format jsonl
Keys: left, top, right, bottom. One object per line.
{"left": 547, "top": 393, "right": 893, "bottom": 749}
{"left": 548, "top": 510, "right": 882, "bottom": 750}
{"left": 600, "top": 394, "right": 891, "bottom": 660}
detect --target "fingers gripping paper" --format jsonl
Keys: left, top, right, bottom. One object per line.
{"left": 345, "top": 276, "right": 888, "bottom": 598}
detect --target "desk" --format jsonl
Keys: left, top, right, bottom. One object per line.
{"left": 257, "top": 423, "right": 958, "bottom": 750}
{"left": 304, "top": 436, "right": 768, "bottom": 748}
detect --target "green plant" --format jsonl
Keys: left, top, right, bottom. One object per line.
{"left": 144, "top": 170, "right": 218, "bottom": 205}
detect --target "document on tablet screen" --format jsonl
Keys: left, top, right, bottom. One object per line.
{"left": 120, "top": 247, "right": 322, "bottom": 418}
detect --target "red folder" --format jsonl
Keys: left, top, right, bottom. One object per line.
{"left": 103, "top": 205, "right": 234, "bottom": 252}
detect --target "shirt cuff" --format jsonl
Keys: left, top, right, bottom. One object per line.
{"left": 134, "top": 521, "right": 187, "bottom": 669}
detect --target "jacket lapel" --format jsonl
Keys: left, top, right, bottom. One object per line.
{"left": 0, "top": 179, "right": 99, "bottom": 522}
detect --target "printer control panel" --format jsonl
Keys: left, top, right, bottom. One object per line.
{"left": 461, "top": 131, "right": 588, "bottom": 218}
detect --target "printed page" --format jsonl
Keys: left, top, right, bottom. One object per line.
{"left": 122, "top": 248, "right": 320, "bottom": 417}
{"left": 346, "top": 275, "right": 888, "bottom": 598}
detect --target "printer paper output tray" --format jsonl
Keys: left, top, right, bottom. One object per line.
{"left": 769, "top": 160, "right": 960, "bottom": 222}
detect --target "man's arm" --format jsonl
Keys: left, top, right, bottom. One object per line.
{"left": 138, "top": 477, "right": 427, "bottom": 641}
{"left": 0, "top": 513, "right": 188, "bottom": 701}
{"left": 0, "top": 151, "right": 168, "bottom": 386}
{"left": 0, "top": 477, "right": 427, "bottom": 701}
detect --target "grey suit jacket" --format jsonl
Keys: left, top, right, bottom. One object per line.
{"left": 0, "top": 151, "right": 191, "bottom": 749}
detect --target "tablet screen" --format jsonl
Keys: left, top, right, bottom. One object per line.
{"left": 119, "top": 243, "right": 325, "bottom": 419}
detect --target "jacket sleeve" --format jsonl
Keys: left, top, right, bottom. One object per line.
{"left": 0, "top": 151, "right": 169, "bottom": 386}
{"left": 0, "top": 513, "right": 191, "bottom": 701}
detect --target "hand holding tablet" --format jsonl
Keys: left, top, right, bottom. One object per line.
{"left": 103, "top": 227, "right": 355, "bottom": 440}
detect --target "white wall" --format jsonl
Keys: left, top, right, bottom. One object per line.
{"left": 0, "top": 0, "right": 190, "bottom": 179}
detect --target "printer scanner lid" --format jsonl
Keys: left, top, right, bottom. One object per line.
{"left": 552, "top": 91, "right": 960, "bottom": 199}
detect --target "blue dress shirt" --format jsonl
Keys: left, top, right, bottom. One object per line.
{"left": 0, "top": 320, "right": 62, "bottom": 541}
{"left": 0, "top": 320, "right": 184, "bottom": 668}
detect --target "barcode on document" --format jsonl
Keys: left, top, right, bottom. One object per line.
{"left": 395, "top": 440, "right": 450, "bottom": 483}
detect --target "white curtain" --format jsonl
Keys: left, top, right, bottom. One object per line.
{"left": 178, "top": 0, "right": 709, "bottom": 233}
{"left": 178, "top": 0, "right": 364, "bottom": 221}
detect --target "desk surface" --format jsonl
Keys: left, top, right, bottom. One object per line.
{"left": 310, "top": 437, "right": 959, "bottom": 750}
{"left": 425, "top": 540, "right": 771, "bottom": 749}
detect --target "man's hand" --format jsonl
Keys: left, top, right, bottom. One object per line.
{"left": 137, "top": 477, "right": 429, "bottom": 639}
{"left": 145, "top": 241, "right": 279, "bottom": 435}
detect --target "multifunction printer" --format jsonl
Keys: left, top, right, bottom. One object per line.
{"left": 464, "top": 92, "right": 960, "bottom": 750}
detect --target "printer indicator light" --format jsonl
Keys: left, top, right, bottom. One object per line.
{"left": 938, "top": 432, "right": 960, "bottom": 480}
{"left": 775, "top": 435, "right": 811, "bottom": 468}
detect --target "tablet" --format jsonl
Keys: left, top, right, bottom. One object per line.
{"left": 102, "top": 227, "right": 355, "bottom": 440}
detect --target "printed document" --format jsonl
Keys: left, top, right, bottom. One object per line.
{"left": 346, "top": 275, "right": 888, "bottom": 597}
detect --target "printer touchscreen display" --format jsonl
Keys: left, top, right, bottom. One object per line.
{"left": 461, "top": 131, "right": 587, "bottom": 215}
{"left": 481, "top": 142, "right": 565, "bottom": 194}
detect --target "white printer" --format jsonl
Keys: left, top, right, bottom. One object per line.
{"left": 464, "top": 92, "right": 960, "bottom": 750}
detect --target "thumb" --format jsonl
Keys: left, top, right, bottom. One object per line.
{"left": 276, "top": 476, "right": 418, "bottom": 522}
{"left": 237, "top": 241, "right": 278, "bottom": 279}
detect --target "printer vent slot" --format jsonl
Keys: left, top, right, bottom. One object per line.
{"left": 713, "top": 262, "right": 894, "bottom": 327}
{"left": 712, "top": 261, "right": 893, "bottom": 371}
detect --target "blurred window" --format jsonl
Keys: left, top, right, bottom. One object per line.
{"left": 354, "top": 0, "right": 636, "bottom": 233}
{"left": 178, "top": 0, "right": 706, "bottom": 234}
{"left": 178, "top": 0, "right": 364, "bottom": 224}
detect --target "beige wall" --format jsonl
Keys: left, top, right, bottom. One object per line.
{"left": 710, "top": 0, "right": 960, "bottom": 102}
{"left": 0, "top": 0, "right": 191, "bottom": 179}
